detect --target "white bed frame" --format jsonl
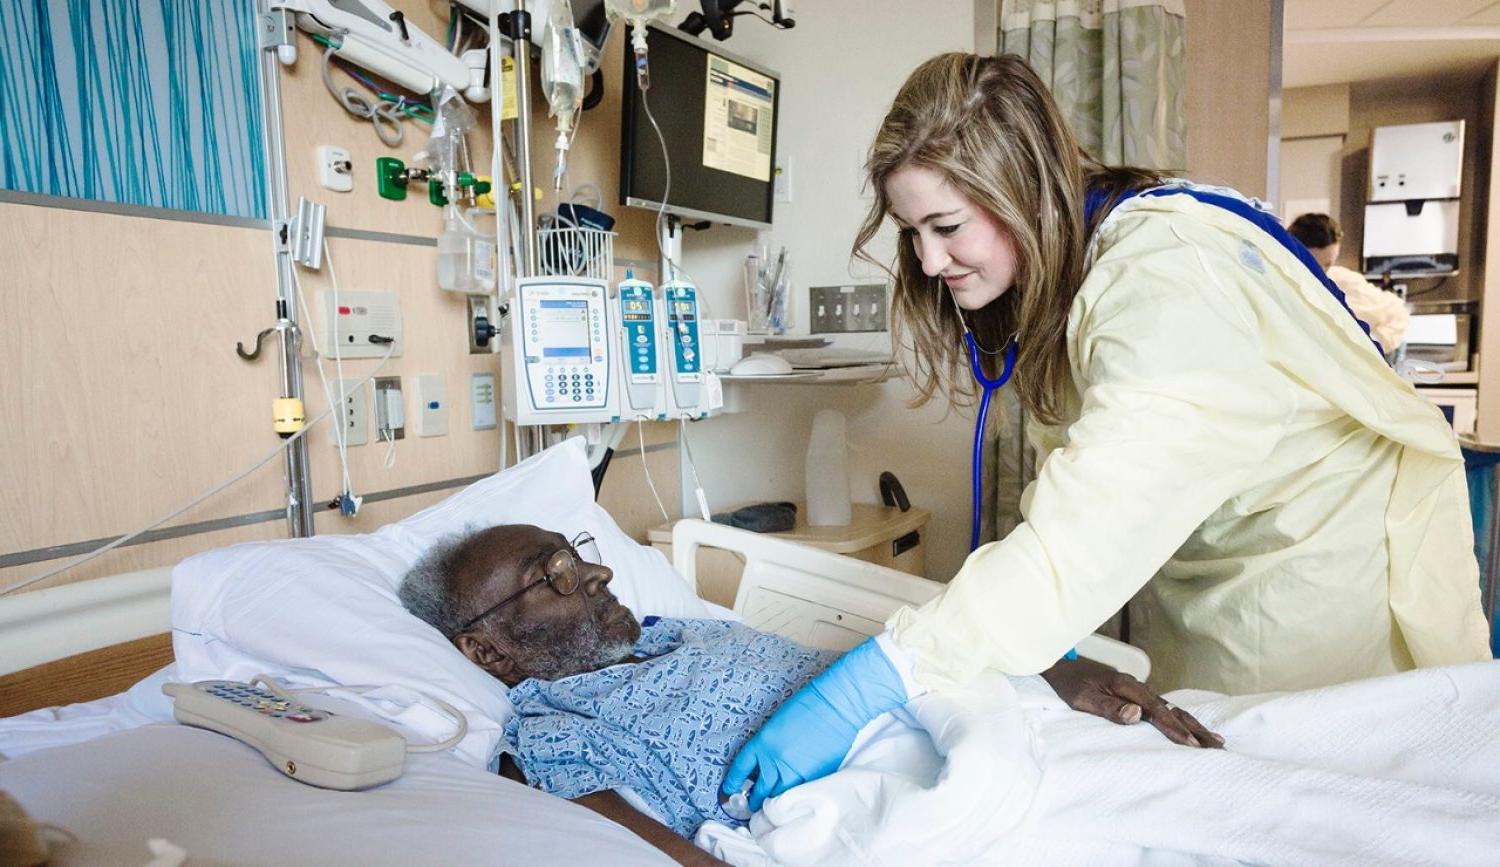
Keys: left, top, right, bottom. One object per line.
{"left": 0, "top": 522, "right": 1146, "bottom": 700}
{"left": 671, "top": 519, "right": 1150, "bottom": 680}
{"left": 0, "top": 567, "right": 172, "bottom": 677}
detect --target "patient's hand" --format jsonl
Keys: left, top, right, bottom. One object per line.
{"left": 1041, "top": 657, "right": 1224, "bottom": 749}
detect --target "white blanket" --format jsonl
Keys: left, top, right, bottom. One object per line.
{"left": 697, "top": 662, "right": 1500, "bottom": 866}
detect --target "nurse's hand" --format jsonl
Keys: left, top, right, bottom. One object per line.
{"left": 1041, "top": 656, "right": 1224, "bottom": 748}
{"left": 723, "top": 638, "right": 908, "bottom": 812}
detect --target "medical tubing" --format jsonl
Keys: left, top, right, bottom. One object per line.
{"left": 0, "top": 342, "right": 398, "bottom": 597}
{"left": 291, "top": 242, "right": 355, "bottom": 502}
{"left": 639, "top": 421, "right": 671, "bottom": 523}
{"left": 320, "top": 40, "right": 405, "bottom": 146}
{"left": 679, "top": 419, "right": 712, "bottom": 521}
{"left": 252, "top": 676, "right": 469, "bottom": 753}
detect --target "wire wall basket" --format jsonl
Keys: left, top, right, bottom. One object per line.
{"left": 537, "top": 223, "right": 615, "bottom": 281}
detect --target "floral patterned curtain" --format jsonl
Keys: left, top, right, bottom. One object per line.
{"left": 999, "top": 0, "right": 1186, "bottom": 170}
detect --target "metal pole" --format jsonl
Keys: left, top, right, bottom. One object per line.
{"left": 256, "top": 2, "right": 315, "bottom": 537}
{"left": 511, "top": 0, "right": 539, "bottom": 277}
{"left": 505, "top": 2, "right": 549, "bottom": 461}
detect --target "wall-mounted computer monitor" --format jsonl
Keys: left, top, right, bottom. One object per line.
{"left": 619, "top": 24, "right": 780, "bottom": 231}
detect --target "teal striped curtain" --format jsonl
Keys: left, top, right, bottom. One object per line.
{"left": 0, "top": 0, "right": 266, "bottom": 219}
{"left": 999, "top": 0, "right": 1186, "bottom": 171}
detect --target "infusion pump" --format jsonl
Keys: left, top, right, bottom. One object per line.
{"left": 500, "top": 276, "right": 711, "bottom": 426}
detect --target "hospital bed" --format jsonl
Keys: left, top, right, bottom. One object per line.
{"left": 5, "top": 483, "right": 1494, "bottom": 858}
{"left": 7, "top": 442, "right": 1492, "bottom": 865}
{"left": 0, "top": 437, "right": 1141, "bottom": 866}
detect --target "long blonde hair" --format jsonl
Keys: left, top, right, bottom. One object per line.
{"left": 853, "top": 53, "right": 1165, "bottom": 424}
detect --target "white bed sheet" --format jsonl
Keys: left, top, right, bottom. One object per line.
{"left": 0, "top": 724, "right": 671, "bottom": 866}
{"left": 698, "top": 662, "right": 1500, "bottom": 866}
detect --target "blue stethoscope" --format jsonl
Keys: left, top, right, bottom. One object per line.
{"left": 964, "top": 327, "right": 1017, "bottom": 553}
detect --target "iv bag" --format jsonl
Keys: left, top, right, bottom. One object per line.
{"left": 540, "top": 2, "right": 584, "bottom": 122}
{"left": 603, "top": 0, "right": 677, "bottom": 21}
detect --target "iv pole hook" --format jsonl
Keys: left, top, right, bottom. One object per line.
{"left": 236, "top": 327, "right": 277, "bottom": 361}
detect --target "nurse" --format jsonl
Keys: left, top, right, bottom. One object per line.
{"left": 725, "top": 53, "right": 1491, "bottom": 809}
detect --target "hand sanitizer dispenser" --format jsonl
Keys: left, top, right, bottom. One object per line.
{"left": 1362, "top": 120, "right": 1463, "bottom": 277}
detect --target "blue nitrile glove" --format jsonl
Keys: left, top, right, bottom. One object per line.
{"left": 722, "top": 637, "right": 908, "bottom": 812}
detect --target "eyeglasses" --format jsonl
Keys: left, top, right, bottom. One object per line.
{"left": 458, "top": 532, "right": 600, "bottom": 632}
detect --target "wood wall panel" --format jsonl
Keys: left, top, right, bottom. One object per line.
{"left": 0, "top": 522, "right": 286, "bottom": 595}
{"left": 1, "top": 203, "right": 287, "bottom": 592}
{"left": 6, "top": 1, "right": 683, "bottom": 599}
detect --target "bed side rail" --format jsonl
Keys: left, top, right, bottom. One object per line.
{"left": 0, "top": 567, "right": 172, "bottom": 676}
{"left": 670, "top": 519, "right": 1149, "bottom": 680}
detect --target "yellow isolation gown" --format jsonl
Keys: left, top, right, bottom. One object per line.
{"left": 890, "top": 190, "right": 1491, "bottom": 694}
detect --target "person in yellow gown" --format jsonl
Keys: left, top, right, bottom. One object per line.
{"left": 722, "top": 53, "right": 1490, "bottom": 811}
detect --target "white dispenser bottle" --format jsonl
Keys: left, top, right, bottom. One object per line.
{"left": 805, "top": 409, "right": 852, "bottom": 526}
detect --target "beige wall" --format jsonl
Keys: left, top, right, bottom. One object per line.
{"left": 1183, "top": 0, "right": 1273, "bottom": 198}
{"left": 4, "top": 1, "right": 678, "bottom": 596}
{"left": 1282, "top": 83, "right": 1351, "bottom": 139}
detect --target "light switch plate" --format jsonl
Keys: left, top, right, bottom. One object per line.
{"left": 415, "top": 374, "right": 448, "bottom": 437}
{"left": 470, "top": 372, "right": 497, "bottom": 430}
{"left": 809, "top": 284, "right": 888, "bottom": 333}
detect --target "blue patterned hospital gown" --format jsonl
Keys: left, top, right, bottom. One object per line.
{"left": 503, "top": 617, "right": 837, "bottom": 837}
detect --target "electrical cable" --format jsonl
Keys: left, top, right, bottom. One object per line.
{"left": 1401, "top": 274, "right": 1452, "bottom": 299}
{"left": 637, "top": 70, "right": 714, "bottom": 319}
{"left": 320, "top": 40, "right": 407, "bottom": 146}
{"left": 289, "top": 240, "right": 357, "bottom": 510}
{"left": 0, "top": 342, "right": 398, "bottom": 598}
{"left": 638, "top": 421, "right": 671, "bottom": 523}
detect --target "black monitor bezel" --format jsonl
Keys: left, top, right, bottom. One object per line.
{"left": 618, "top": 23, "right": 781, "bottom": 231}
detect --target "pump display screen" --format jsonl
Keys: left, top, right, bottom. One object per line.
{"left": 538, "top": 300, "right": 590, "bottom": 358}
{"left": 672, "top": 300, "right": 696, "bottom": 320}
{"left": 623, "top": 298, "right": 652, "bottom": 321}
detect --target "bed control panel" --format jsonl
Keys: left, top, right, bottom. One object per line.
{"left": 163, "top": 680, "right": 406, "bottom": 791}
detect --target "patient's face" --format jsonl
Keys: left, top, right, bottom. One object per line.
{"left": 454, "top": 525, "right": 641, "bottom": 685}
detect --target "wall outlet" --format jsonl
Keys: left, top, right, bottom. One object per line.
{"left": 334, "top": 378, "right": 368, "bottom": 447}
{"left": 774, "top": 156, "right": 792, "bottom": 203}
{"left": 318, "top": 145, "right": 353, "bottom": 192}
{"left": 809, "top": 284, "right": 888, "bottom": 333}
{"left": 373, "top": 376, "right": 404, "bottom": 441}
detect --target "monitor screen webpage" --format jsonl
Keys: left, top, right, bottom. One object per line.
{"left": 619, "top": 25, "right": 780, "bottom": 230}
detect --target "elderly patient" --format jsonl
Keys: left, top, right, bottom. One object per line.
{"left": 397, "top": 523, "right": 835, "bottom": 862}
{"left": 398, "top": 523, "right": 1214, "bottom": 861}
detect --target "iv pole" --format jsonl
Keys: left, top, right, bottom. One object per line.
{"left": 256, "top": 0, "right": 316, "bottom": 537}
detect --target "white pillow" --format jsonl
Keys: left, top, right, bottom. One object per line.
{"left": 170, "top": 437, "right": 712, "bottom": 768}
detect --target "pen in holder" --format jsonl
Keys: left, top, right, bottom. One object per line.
{"left": 744, "top": 245, "right": 791, "bottom": 334}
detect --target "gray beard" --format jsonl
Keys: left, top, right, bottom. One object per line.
{"left": 505, "top": 608, "right": 640, "bottom": 681}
